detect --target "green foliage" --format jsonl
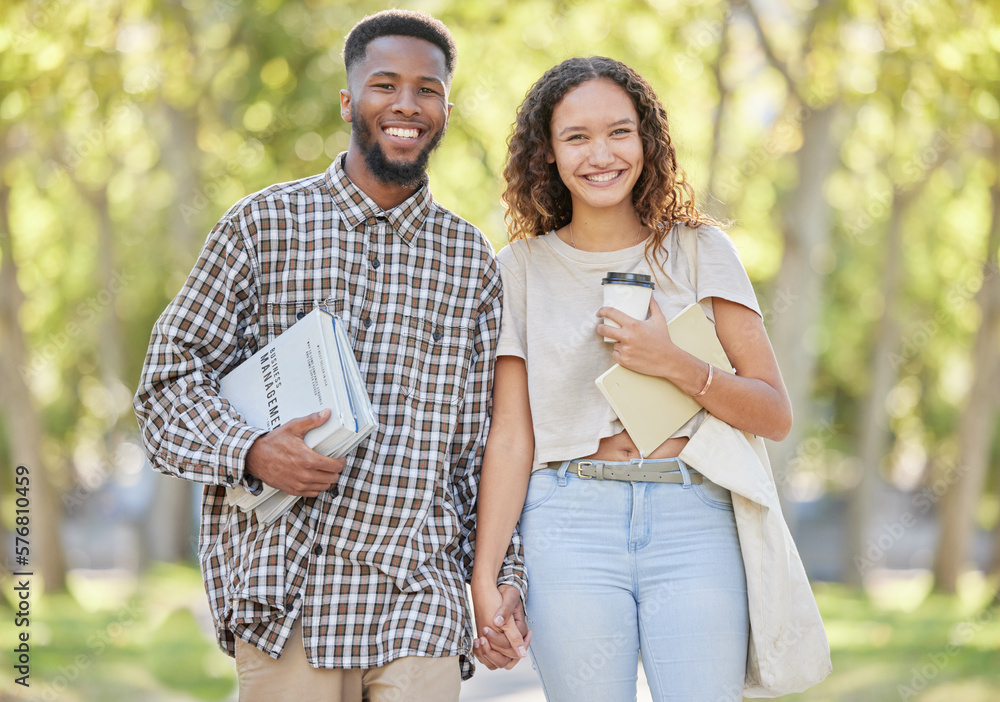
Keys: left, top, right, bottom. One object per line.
{"left": 0, "top": 563, "right": 236, "bottom": 700}
{"left": 1, "top": 0, "right": 998, "bottom": 567}
{"left": 782, "top": 580, "right": 1000, "bottom": 701}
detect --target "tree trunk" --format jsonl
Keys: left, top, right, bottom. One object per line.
{"left": 0, "top": 186, "right": 68, "bottom": 593}
{"left": 932, "top": 144, "right": 1000, "bottom": 593}
{"left": 134, "top": 102, "right": 202, "bottom": 564}
{"left": 144, "top": 473, "right": 198, "bottom": 563}
{"left": 990, "top": 473, "right": 1000, "bottom": 579}
{"left": 764, "top": 104, "right": 840, "bottom": 531}
{"left": 844, "top": 192, "right": 908, "bottom": 586}
{"left": 705, "top": 11, "right": 732, "bottom": 220}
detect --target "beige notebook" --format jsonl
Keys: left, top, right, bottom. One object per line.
{"left": 595, "top": 302, "right": 733, "bottom": 456}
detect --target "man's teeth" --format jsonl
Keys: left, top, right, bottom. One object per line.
{"left": 585, "top": 171, "right": 621, "bottom": 182}
{"left": 385, "top": 127, "right": 420, "bottom": 139}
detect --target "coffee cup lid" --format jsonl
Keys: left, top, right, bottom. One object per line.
{"left": 601, "top": 272, "right": 654, "bottom": 288}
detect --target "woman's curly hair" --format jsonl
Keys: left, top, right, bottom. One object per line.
{"left": 502, "top": 57, "right": 717, "bottom": 262}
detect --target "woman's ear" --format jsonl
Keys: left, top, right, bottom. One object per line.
{"left": 546, "top": 150, "right": 555, "bottom": 164}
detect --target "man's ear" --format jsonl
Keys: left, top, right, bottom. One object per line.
{"left": 340, "top": 89, "right": 352, "bottom": 123}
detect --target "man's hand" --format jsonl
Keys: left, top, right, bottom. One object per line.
{"left": 245, "top": 410, "right": 346, "bottom": 496}
{"left": 472, "top": 583, "right": 530, "bottom": 670}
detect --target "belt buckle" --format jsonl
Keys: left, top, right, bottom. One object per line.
{"left": 574, "top": 461, "right": 594, "bottom": 480}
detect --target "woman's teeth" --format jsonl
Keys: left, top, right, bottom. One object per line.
{"left": 585, "top": 171, "right": 621, "bottom": 182}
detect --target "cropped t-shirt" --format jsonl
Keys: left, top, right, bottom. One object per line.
{"left": 495, "top": 224, "right": 762, "bottom": 471}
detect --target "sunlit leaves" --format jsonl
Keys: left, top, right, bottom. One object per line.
{"left": 1, "top": 0, "right": 997, "bottom": 508}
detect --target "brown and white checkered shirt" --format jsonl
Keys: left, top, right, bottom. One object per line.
{"left": 134, "top": 153, "right": 525, "bottom": 678}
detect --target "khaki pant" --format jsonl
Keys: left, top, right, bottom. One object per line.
{"left": 235, "top": 618, "right": 461, "bottom": 702}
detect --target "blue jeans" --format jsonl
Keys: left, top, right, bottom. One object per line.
{"left": 519, "top": 459, "right": 748, "bottom": 702}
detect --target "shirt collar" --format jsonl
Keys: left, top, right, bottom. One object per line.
{"left": 325, "top": 152, "right": 432, "bottom": 246}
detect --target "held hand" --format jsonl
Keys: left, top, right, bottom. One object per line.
{"left": 597, "top": 298, "right": 675, "bottom": 376}
{"left": 472, "top": 582, "right": 530, "bottom": 670}
{"left": 244, "top": 410, "right": 347, "bottom": 497}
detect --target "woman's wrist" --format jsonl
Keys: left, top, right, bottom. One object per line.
{"left": 655, "top": 344, "right": 703, "bottom": 393}
{"left": 692, "top": 362, "right": 714, "bottom": 397}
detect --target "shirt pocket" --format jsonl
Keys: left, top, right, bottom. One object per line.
{"left": 260, "top": 297, "right": 346, "bottom": 344}
{"left": 398, "top": 313, "right": 471, "bottom": 406}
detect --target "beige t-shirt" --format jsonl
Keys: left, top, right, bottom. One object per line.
{"left": 496, "top": 223, "right": 761, "bottom": 470}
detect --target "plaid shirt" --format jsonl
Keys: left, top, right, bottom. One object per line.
{"left": 134, "top": 153, "right": 526, "bottom": 678}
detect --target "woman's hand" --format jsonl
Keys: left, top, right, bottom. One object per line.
{"left": 597, "top": 298, "right": 677, "bottom": 378}
{"left": 471, "top": 581, "right": 530, "bottom": 670}
{"left": 600, "top": 296, "right": 791, "bottom": 441}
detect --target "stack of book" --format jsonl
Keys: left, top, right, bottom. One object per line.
{"left": 220, "top": 309, "right": 377, "bottom": 524}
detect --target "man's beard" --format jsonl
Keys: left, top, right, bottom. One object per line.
{"left": 352, "top": 108, "right": 445, "bottom": 187}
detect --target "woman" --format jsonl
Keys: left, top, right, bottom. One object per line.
{"left": 471, "top": 57, "right": 807, "bottom": 701}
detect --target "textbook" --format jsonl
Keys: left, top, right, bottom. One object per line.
{"left": 221, "top": 309, "right": 377, "bottom": 524}
{"left": 595, "top": 302, "right": 733, "bottom": 457}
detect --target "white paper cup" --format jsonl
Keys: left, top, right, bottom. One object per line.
{"left": 601, "top": 272, "right": 654, "bottom": 342}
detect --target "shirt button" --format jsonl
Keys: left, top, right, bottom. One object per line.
{"left": 432, "top": 330, "right": 443, "bottom": 341}
{"left": 312, "top": 544, "right": 322, "bottom": 556}
{"left": 363, "top": 317, "right": 373, "bottom": 328}
{"left": 371, "top": 259, "right": 380, "bottom": 269}
{"left": 295, "top": 310, "right": 306, "bottom": 320}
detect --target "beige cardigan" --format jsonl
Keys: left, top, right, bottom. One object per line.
{"left": 679, "top": 416, "right": 832, "bottom": 697}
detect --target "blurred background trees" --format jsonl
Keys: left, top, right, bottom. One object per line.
{"left": 1, "top": 0, "right": 998, "bottom": 599}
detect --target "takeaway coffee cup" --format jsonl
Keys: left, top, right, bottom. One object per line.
{"left": 601, "top": 272, "right": 654, "bottom": 342}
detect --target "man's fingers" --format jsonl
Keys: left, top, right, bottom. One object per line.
{"left": 312, "top": 455, "right": 347, "bottom": 475}
{"left": 482, "top": 626, "right": 520, "bottom": 659}
{"left": 274, "top": 458, "right": 345, "bottom": 497}
{"left": 475, "top": 636, "right": 516, "bottom": 670}
{"left": 284, "top": 409, "right": 331, "bottom": 437}
{"left": 472, "top": 639, "right": 497, "bottom": 670}
{"left": 245, "top": 412, "right": 349, "bottom": 497}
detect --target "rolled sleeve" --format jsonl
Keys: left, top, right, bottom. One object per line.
{"left": 497, "top": 531, "right": 528, "bottom": 603}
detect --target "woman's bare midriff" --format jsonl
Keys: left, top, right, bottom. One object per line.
{"left": 582, "top": 430, "right": 689, "bottom": 462}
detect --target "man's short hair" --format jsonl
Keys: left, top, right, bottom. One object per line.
{"left": 343, "top": 9, "right": 456, "bottom": 80}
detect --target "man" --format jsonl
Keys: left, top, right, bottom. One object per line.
{"left": 134, "top": 10, "right": 526, "bottom": 700}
